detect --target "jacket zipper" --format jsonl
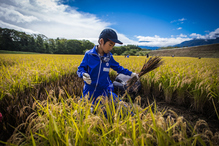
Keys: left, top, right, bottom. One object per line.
{"left": 107, "top": 77, "right": 110, "bottom": 84}
{"left": 92, "top": 55, "right": 102, "bottom": 95}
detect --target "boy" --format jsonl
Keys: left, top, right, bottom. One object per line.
{"left": 77, "top": 28, "right": 138, "bottom": 104}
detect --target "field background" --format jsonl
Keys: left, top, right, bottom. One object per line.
{"left": 0, "top": 52, "right": 219, "bottom": 145}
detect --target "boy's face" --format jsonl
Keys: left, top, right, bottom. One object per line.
{"left": 100, "top": 39, "right": 115, "bottom": 54}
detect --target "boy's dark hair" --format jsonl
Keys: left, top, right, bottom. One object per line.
{"left": 98, "top": 37, "right": 109, "bottom": 45}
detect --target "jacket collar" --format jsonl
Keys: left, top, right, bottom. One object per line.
{"left": 88, "top": 45, "right": 111, "bottom": 62}
{"left": 89, "top": 45, "right": 110, "bottom": 57}
{"left": 88, "top": 45, "right": 98, "bottom": 55}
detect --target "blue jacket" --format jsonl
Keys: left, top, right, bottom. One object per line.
{"left": 77, "top": 45, "right": 132, "bottom": 98}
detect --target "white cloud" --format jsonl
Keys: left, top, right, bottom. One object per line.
{"left": 0, "top": 0, "right": 112, "bottom": 44}
{"left": 134, "top": 28, "right": 219, "bottom": 47}
{"left": 179, "top": 34, "right": 187, "bottom": 37}
{"left": 178, "top": 18, "right": 186, "bottom": 21}
{"left": 191, "top": 28, "right": 219, "bottom": 40}
{"left": 190, "top": 33, "right": 206, "bottom": 39}
{"left": 177, "top": 27, "right": 182, "bottom": 30}
{"left": 190, "top": 28, "right": 219, "bottom": 40}
{"left": 0, "top": 4, "right": 39, "bottom": 23}
{"left": 135, "top": 35, "right": 192, "bottom": 47}
{"left": 0, "top": 20, "right": 40, "bottom": 34}
{"left": 208, "top": 28, "right": 219, "bottom": 39}
{"left": 171, "top": 18, "right": 186, "bottom": 23}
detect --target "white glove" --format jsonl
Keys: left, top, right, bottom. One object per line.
{"left": 90, "top": 107, "right": 94, "bottom": 113}
{"left": 131, "top": 72, "right": 139, "bottom": 79}
{"left": 83, "top": 73, "right": 91, "bottom": 84}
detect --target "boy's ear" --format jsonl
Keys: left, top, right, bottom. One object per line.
{"left": 99, "top": 38, "right": 104, "bottom": 45}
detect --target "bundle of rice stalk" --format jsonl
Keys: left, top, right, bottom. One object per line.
{"left": 127, "top": 56, "right": 163, "bottom": 92}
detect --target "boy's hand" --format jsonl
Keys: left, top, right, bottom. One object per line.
{"left": 131, "top": 72, "right": 139, "bottom": 79}
{"left": 83, "top": 73, "right": 91, "bottom": 84}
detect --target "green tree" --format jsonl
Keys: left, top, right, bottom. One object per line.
{"left": 55, "top": 38, "right": 68, "bottom": 54}
{"left": 67, "top": 40, "right": 82, "bottom": 54}
{"left": 0, "top": 28, "right": 15, "bottom": 51}
{"left": 122, "top": 50, "right": 130, "bottom": 56}
{"left": 66, "top": 40, "right": 76, "bottom": 54}
{"left": 44, "top": 41, "right": 50, "bottom": 53}
{"left": 129, "top": 49, "right": 137, "bottom": 55}
{"left": 48, "top": 39, "right": 56, "bottom": 54}
{"left": 0, "top": 27, "right": 96, "bottom": 54}
{"left": 81, "top": 40, "right": 94, "bottom": 52}
{"left": 19, "top": 32, "right": 29, "bottom": 52}
{"left": 112, "top": 46, "right": 126, "bottom": 55}
{"left": 29, "top": 36, "right": 37, "bottom": 52}
{"left": 36, "top": 35, "right": 45, "bottom": 53}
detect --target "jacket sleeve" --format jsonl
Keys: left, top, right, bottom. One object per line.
{"left": 110, "top": 55, "right": 132, "bottom": 76}
{"left": 77, "top": 53, "right": 89, "bottom": 78}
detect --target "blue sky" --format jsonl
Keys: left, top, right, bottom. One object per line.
{"left": 0, "top": 0, "right": 219, "bottom": 47}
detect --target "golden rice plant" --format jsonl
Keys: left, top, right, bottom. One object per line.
{"left": 5, "top": 91, "right": 218, "bottom": 146}
{"left": 0, "top": 54, "right": 84, "bottom": 142}
{"left": 0, "top": 54, "right": 219, "bottom": 144}
{"left": 0, "top": 54, "right": 82, "bottom": 100}
{"left": 114, "top": 56, "right": 219, "bottom": 116}
{"left": 1, "top": 55, "right": 218, "bottom": 116}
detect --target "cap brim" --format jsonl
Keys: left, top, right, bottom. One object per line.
{"left": 108, "top": 39, "right": 123, "bottom": 44}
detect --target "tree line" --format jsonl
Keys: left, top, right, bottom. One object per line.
{"left": 0, "top": 27, "right": 94, "bottom": 54}
{"left": 0, "top": 27, "right": 149, "bottom": 55}
{"left": 111, "top": 45, "right": 150, "bottom": 56}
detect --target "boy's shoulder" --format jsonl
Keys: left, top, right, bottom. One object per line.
{"left": 85, "top": 46, "right": 97, "bottom": 55}
{"left": 85, "top": 49, "right": 90, "bottom": 54}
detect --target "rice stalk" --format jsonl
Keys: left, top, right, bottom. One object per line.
{"left": 126, "top": 57, "right": 163, "bottom": 92}
{"left": 7, "top": 93, "right": 218, "bottom": 146}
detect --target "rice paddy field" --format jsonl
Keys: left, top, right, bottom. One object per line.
{"left": 0, "top": 54, "right": 219, "bottom": 145}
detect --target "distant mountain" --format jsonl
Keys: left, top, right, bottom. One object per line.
{"left": 174, "top": 37, "right": 219, "bottom": 47}
{"left": 139, "top": 37, "right": 219, "bottom": 50}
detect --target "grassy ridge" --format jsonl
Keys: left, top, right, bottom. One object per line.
{"left": 149, "top": 43, "right": 219, "bottom": 58}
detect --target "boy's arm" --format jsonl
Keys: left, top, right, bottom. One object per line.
{"left": 110, "top": 55, "right": 132, "bottom": 76}
{"left": 77, "top": 53, "right": 89, "bottom": 78}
